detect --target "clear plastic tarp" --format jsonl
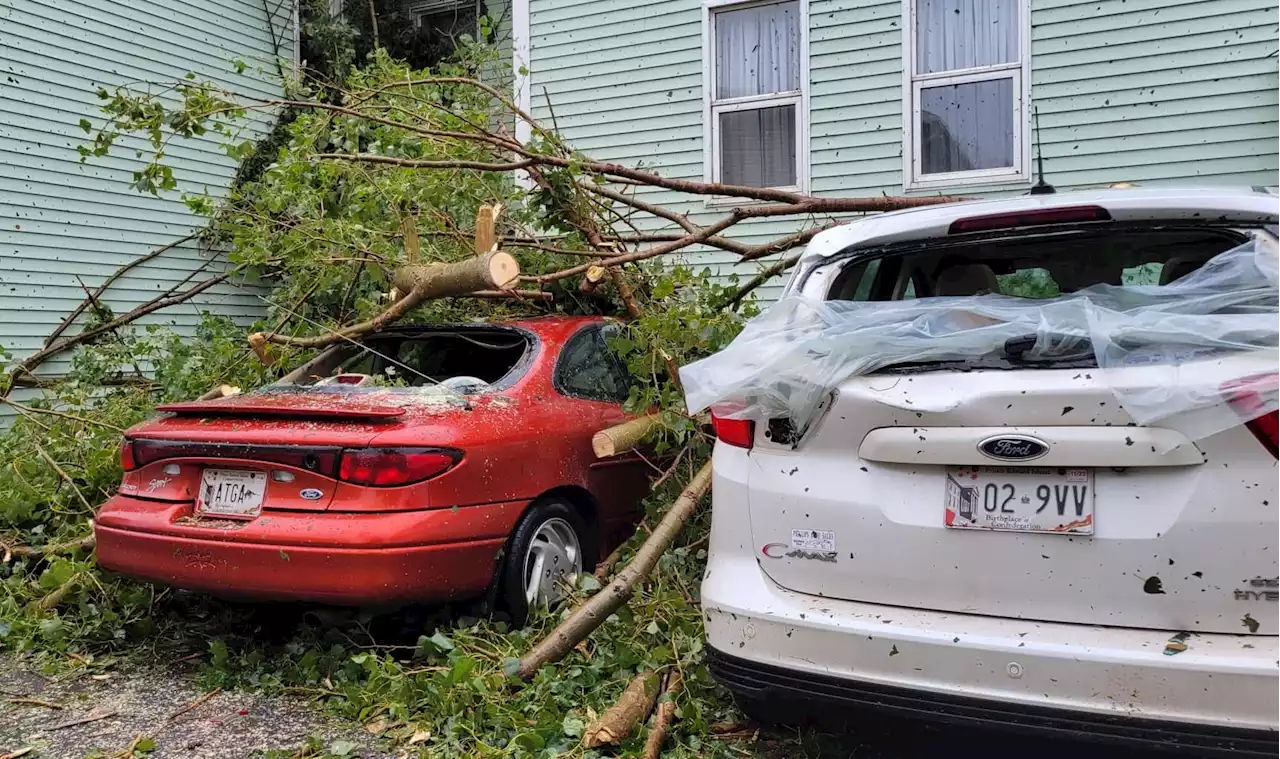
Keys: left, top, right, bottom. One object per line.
{"left": 681, "top": 239, "right": 1279, "bottom": 444}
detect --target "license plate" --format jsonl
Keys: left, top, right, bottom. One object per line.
{"left": 944, "top": 466, "right": 1094, "bottom": 535}
{"left": 197, "top": 469, "right": 267, "bottom": 519}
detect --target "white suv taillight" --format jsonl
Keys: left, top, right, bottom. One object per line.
{"left": 1222, "top": 374, "right": 1279, "bottom": 458}
{"left": 711, "top": 405, "right": 755, "bottom": 450}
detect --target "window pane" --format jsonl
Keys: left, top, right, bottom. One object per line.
{"left": 720, "top": 105, "right": 797, "bottom": 187}
{"left": 920, "top": 79, "right": 1013, "bottom": 174}
{"left": 916, "top": 0, "right": 1017, "bottom": 74}
{"left": 715, "top": 1, "right": 800, "bottom": 99}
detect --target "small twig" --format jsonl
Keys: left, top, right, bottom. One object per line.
{"left": 593, "top": 543, "right": 627, "bottom": 582}
{"left": 112, "top": 733, "right": 149, "bottom": 759}
{"left": 31, "top": 442, "right": 93, "bottom": 512}
{"left": 0, "top": 747, "right": 34, "bottom": 759}
{"left": 48, "top": 709, "right": 118, "bottom": 731}
{"left": 8, "top": 697, "right": 63, "bottom": 710}
{"left": 166, "top": 687, "right": 221, "bottom": 723}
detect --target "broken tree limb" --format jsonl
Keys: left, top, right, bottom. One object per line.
{"left": 474, "top": 204, "right": 501, "bottom": 254}
{"left": 593, "top": 543, "right": 626, "bottom": 582}
{"left": 43, "top": 233, "right": 198, "bottom": 349}
{"left": 641, "top": 671, "right": 682, "bottom": 759}
{"left": 391, "top": 250, "right": 518, "bottom": 298}
{"left": 593, "top": 414, "right": 660, "bottom": 458}
{"left": 517, "top": 461, "right": 712, "bottom": 679}
{"left": 251, "top": 250, "right": 521, "bottom": 353}
{"left": 5, "top": 272, "right": 230, "bottom": 394}
{"left": 196, "top": 385, "right": 241, "bottom": 402}
{"left": 36, "top": 573, "right": 82, "bottom": 612}
{"left": 578, "top": 265, "right": 607, "bottom": 294}
{"left": 3, "top": 535, "right": 95, "bottom": 562}
{"left": 581, "top": 670, "right": 660, "bottom": 749}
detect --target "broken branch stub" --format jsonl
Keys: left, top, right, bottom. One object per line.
{"left": 592, "top": 414, "right": 660, "bottom": 458}
{"left": 517, "top": 461, "right": 712, "bottom": 679}
{"left": 641, "top": 672, "right": 682, "bottom": 759}
{"left": 581, "top": 670, "right": 660, "bottom": 749}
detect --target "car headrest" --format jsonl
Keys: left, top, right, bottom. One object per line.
{"left": 1159, "top": 256, "right": 1203, "bottom": 285}
{"left": 934, "top": 263, "right": 1000, "bottom": 296}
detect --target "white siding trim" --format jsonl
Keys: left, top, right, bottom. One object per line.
{"left": 513, "top": 0, "right": 532, "bottom": 145}
{"left": 900, "top": 0, "right": 1032, "bottom": 191}
{"left": 701, "top": 0, "right": 810, "bottom": 202}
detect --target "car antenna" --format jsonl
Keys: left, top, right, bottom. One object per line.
{"left": 1029, "top": 107, "right": 1056, "bottom": 195}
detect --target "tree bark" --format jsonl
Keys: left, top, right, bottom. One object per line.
{"left": 390, "top": 250, "right": 518, "bottom": 300}
{"left": 581, "top": 670, "right": 660, "bottom": 749}
{"left": 593, "top": 414, "right": 659, "bottom": 458}
{"left": 641, "top": 671, "right": 682, "bottom": 759}
{"left": 517, "top": 461, "right": 712, "bottom": 679}
{"left": 251, "top": 251, "right": 520, "bottom": 353}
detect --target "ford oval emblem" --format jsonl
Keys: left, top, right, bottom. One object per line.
{"left": 299, "top": 488, "right": 324, "bottom": 501}
{"left": 979, "top": 435, "right": 1048, "bottom": 461}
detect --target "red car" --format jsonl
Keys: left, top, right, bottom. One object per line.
{"left": 94, "top": 317, "right": 651, "bottom": 621}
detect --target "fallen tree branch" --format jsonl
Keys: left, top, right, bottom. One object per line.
{"left": 36, "top": 572, "right": 82, "bottom": 612}
{"left": 593, "top": 414, "right": 660, "bottom": 458}
{"left": 43, "top": 233, "right": 198, "bottom": 348}
{"left": 581, "top": 670, "right": 660, "bottom": 749}
{"left": 6, "top": 273, "right": 230, "bottom": 392}
{"left": 0, "top": 398, "right": 124, "bottom": 432}
{"left": 2, "top": 535, "right": 95, "bottom": 563}
{"left": 8, "top": 697, "right": 63, "bottom": 710}
{"left": 641, "top": 671, "right": 682, "bottom": 759}
{"left": 31, "top": 442, "right": 93, "bottom": 512}
{"left": 517, "top": 461, "right": 712, "bottom": 679}
{"left": 721, "top": 254, "right": 802, "bottom": 310}
{"left": 252, "top": 250, "right": 520, "bottom": 352}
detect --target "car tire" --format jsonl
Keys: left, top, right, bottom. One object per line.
{"left": 499, "top": 498, "right": 592, "bottom": 627}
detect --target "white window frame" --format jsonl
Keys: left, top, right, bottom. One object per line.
{"left": 408, "top": 0, "right": 480, "bottom": 31}
{"left": 702, "top": 0, "right": 810, "bottom": 201}
{"left": 901, "top": 0, "right": 1031, "bottom": 191}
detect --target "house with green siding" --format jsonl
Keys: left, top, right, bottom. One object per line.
{"left": 511, "top": 0, "right": 1279, "bottom": 300}
{"left": 0, "top": 0, "right": 295, "bottom": 418}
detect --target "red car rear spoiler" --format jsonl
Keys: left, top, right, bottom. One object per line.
{"left": 155, "top": 398, "right": 407, "bottom": 420}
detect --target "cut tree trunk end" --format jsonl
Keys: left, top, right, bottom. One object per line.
{"left": 581, "top": 670, "right": 660, "bottom": 749}
{"left": 196, "top": 384, "right": 241, "bottom": 402}
{"left": 516, "top": 461, "right": 712, "bottom": 679}
{"left": 593, "top": 414, "right": 660, "bottom": 458}
{"left": 390, "top": 249, "right": 519, "bottom": 301}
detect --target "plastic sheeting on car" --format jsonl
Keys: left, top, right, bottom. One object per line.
{"left": 681, "top": 238, "right": 1279, "bottom": 445}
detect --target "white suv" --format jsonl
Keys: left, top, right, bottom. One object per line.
{"left": 698, "top": 188, "right": 1278, "bottom": 755}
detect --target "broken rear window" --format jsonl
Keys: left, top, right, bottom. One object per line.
{"left": 287, "top": 328, "right": 532, "bottom": 394}
{"left": 827, "top": 227, "right": 1253, "bottom": 302}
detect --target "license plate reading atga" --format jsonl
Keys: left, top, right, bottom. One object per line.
{"left": 197, "top": 469, "right": 267, "bottom": 519}
{"left": 944, "top": 466, "right": 1094, "bottom": 535}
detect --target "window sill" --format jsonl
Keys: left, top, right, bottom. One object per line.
{"left": 904, "top": 172, "right": 1031, "bottom": 194}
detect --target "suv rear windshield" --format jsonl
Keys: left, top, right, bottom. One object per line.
{"left": 828, "top": 226, "right": 1251, "bottom": 302}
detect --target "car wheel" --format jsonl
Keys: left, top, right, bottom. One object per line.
{"left": 500, "top": 498, "right": 589, "bottom": 626}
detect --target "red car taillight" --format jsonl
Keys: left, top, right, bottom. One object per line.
{"left": 120, "top": 439, "right": 137, "bottom": 471}
{"left": 337, "top": 448, "right": 461, "bottom": 487}
{"left": 710, "top": 405, "right": 755, "bottom": 450}
{"left": 1222, "top": 374, "right": 1279, "bottom": 459}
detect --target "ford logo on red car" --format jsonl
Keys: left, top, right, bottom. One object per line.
{"left": 979, "top": 435, "right": 1048, "bottom": 461}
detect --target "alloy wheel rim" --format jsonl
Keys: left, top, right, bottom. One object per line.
{"left": 522, "top": 517, "right": 582, "bottom": 607}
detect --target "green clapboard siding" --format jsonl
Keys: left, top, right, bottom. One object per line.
{"left": 0, "top": 0, "right": 294, "bottom": 407}
{"left": 528, "top": 0, "right": 1279, "bottom": 302}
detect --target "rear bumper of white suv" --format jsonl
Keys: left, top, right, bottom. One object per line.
{"left": 702, "top": 446, "right": 1279, "bottom": 755}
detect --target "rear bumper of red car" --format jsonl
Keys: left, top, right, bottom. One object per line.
{"left": 94, "top": 494, "right": 525, "bottom": 605}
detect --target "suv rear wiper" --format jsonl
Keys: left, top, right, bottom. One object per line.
{"left": 1002, "top": 333, "right": 1094, "bottom": 362}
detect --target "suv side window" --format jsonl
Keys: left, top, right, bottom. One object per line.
{"left": 555, "top": 324, "right": 632, "bottom": 403}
